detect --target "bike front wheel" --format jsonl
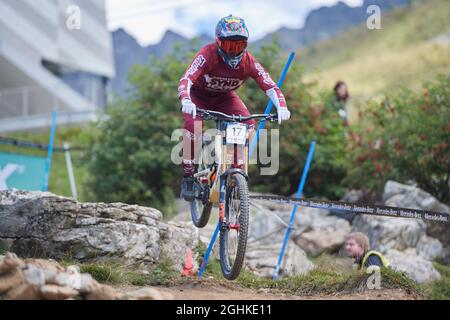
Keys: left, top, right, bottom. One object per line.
{"left": 219, "top": 173, "right": 249, "bottom": 280}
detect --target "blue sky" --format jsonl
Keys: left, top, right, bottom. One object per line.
{"left": 106, "top": 0, "right": 363, "bottom": 46}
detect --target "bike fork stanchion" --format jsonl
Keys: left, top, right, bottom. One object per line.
{"left": 198, "top": 178, "right": 226, "bottom": 280}
{"left": 272, "top": 141, "right": 316, "bottom": 280}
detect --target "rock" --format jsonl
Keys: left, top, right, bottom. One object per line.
{"left": 24, "top": 259, "right": 65, "bottom": 285}
{"left": 50, "top": 269, "right": 85, "bottom": 290}
{"left": 294, "top": 213, "right": 351, "bottom": 256}
{"left": 40, "top": 285, "right": 79, "bottom": 300}
{"left": 428, "top": 223, "right": 450, "bottom": 265}
{"left": 0, "top": 252, "right": 128, "bottom": 300}
{"left": 121, "top": 288, "right": 173, "bottom": 300}
{"left": 248, "top": 203, "right": 330, "bottom": 246}
{"left": 416, "top": 236, "right": 443, "bottom": 261}
{"left": 348, "top": 181, "right": 449, "bottom": 282}
{"left": 0, "top": 252, "right": 22, "bottom": 274}
{"left": 352, "top": 215, "right": 427, "bottom": 252}
{"left": 245, "top": 243, "right": 315, "bottom": 278}
{"left": 4, "top": 283, "right": 41, "bottom": 300}
{"left": 77, "top": 274, "right": 97, "bottom": 293}
{"left": 22, "top": 265, "right": 46, "bottom": 286}
{"left": 294, "top": 225, "right": 350, "bottom": 256}
{"left": 249, "top": 198, "right": 351, "bottom": 256}
{"left": 342, "top": 190, "right": 365, "bottom": 203}
{"left": 0, "top": 268, "right": 24, "bottom": 294}
{"left": 159, "top": 221, "right": 199, "bottom": 268}
{"left": 382, "top": 180, "right": 450, "bottom": 264}
{"left": 0, "top": 189, "right": 198, "bottom": 266}
{"left": 385, "top": 249, "right": 441, "bottom": 283}
{"left": 85, "top": 283, "right": 120, "bottom": 300}
{"left": 383, "top": 181, "right": 449, "bottom": 214}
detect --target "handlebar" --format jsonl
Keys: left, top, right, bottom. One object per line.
{"left": 196, "top": 108, "right": 278, "bottom": 122}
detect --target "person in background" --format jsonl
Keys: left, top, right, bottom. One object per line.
{"left": 345, "top": 232, "right": 389, "bottom": 270}
{"left": 333, "top": 80, "right": 351, "bottom": 125}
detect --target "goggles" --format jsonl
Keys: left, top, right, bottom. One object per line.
{"left": 217, "top": 38, "right": 248, "bottom": 56}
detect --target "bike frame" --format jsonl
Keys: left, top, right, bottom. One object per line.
{"left": 195, "top": 109, "right": 277, "bottom": 225}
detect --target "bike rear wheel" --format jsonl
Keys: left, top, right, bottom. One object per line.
{"left": 190, "top": 139, "right": 213, "bottom": 228}
{"left": 190, "top": 192, "right": 212, "bottom": 228}
{"left": 219, "top": 173, "right": 249, "bottom": 280}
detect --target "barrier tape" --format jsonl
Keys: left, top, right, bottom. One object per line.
{"left": 0, "top": 137, "right": 85, "bottom": 152}
{"left": 250, "top": 194, "right": 450, "bottom": 223}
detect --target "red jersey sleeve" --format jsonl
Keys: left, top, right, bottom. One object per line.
{"left": 178, "top": 47, "right": 210, "bottom": 101}
{"left": 248, "top": 54, "right": 287, "bottom": 108}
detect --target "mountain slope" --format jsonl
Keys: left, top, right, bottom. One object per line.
{"left": 111, "top": 29, "right": 212, "bottom": 97}
{"left": 253, "top": 0, "right": 410, "bottom": 50}
{"left": 301, "top": 0, "right": 450, "bottom": 97}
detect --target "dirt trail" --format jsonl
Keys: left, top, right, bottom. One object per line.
{"left": 116, "top": 278, "right": 421, "bottom": 300}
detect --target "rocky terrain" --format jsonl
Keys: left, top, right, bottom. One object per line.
{"left": 0, "top": 252, "right": 172, "bottom": 300}
{"left": 1, "top": 180, "right": 449, "bottom": 299}
{"left": 0, "top": 189, "right": 199, "bottom": 268}
{"left": 182, "top": 180, "right": 449, "bottom": 283}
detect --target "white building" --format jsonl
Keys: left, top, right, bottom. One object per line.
{"left": 0, "top": 0, "right": 115, "bottom": 132}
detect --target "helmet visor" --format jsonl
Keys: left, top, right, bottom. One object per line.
{"left": 218, "top": 38, "right": 247, "bottom": 57}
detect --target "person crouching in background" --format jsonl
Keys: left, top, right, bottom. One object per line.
{"left": 345, "top": 232, "right": 389, "bottom": 270}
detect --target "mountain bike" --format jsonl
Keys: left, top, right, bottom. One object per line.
{"left": 189, "top": 108, "right": 277, "bottom": 280}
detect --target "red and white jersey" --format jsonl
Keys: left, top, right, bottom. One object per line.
{"left": 178, "top": 43, "right": 287, "bottom": 108}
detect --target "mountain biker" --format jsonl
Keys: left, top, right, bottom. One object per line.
{"left": 178, "top": 14, "right": 291, "bottom": 201}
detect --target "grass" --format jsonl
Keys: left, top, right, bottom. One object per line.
{"left": 301, "top": 0, "right": 450, "bottom": 97}
{"left": 194, "top": 244, "right": 426, "bottom": 297}
{"left": 422, "top": 262, "right": 450, "bottom": 300}
{"left": 198, "top": 251, "right": 424, "bottom": 297}
{"left": 60, "top": 258, "right": 178, "bottom": 287}
{"left": 0, "top": 246, "right": 6, "bottom": 256}
{"left": 56, "top": 249, "right": 449, "bottom": 300}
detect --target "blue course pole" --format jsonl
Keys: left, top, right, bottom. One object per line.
{"left": 273, "top": 141, "right": 316, "bottom": 280}
{"left": 43, "top": 111, "right": 57, "bottom": 191}
{"left": 249, "top": 51, "right": 295, "bottom": 157}
{"left": 197, "top": 222, "right": 220, "bottom": 280}
{"left": 197, "top": 53, "right": 296, "bottom": 280}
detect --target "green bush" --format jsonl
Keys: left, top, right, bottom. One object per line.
{"left": 344, "top": 75, "right": 450, "bottom": 202}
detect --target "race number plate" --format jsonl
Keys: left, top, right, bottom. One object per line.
{"left": 226, "top": 123, "right": 247, "bottom": 145}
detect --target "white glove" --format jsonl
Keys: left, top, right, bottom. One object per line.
{"left": 181, "top": 99, "right": 196, "bottom": 119}
{"left": 276, "top": 107, "right": 291, "bottom": 125}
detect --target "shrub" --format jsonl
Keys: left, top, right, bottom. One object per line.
{"left": 344, "top": 75, "right": 450, "bottom": 202}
